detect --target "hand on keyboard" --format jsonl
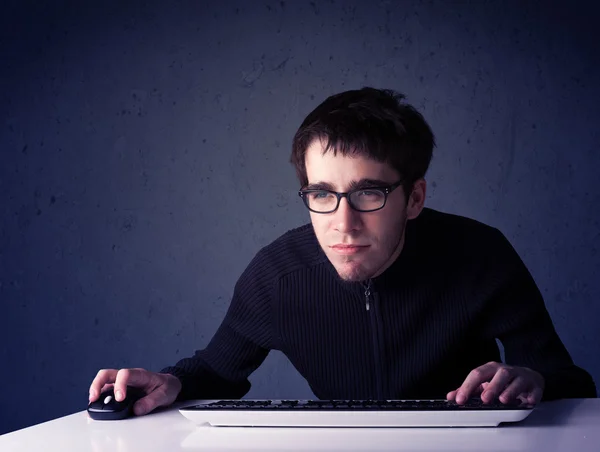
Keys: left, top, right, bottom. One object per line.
{"left": 447, "top": 361, "right": 545, "bottom": 406}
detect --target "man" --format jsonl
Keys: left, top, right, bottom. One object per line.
{"left": 89, "top": 87, "right": 596, "bottom": 416}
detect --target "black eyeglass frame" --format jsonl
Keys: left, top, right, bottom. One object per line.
{"left": 298, "top": 180, "right": 403, "bottom": 214}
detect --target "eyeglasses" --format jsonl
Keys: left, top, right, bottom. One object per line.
{"left": 298, "top": 180, "right": 403, "bottom": 214}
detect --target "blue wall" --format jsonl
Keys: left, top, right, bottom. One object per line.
{"left": 1, "top": 0, "right": 598, "bottom": 434}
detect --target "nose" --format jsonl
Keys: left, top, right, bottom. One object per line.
{"left": 333, "top": 197, "right": 362, "bottom": 233}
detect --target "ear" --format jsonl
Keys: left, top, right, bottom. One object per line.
{"left": 406, "top": 179, "right": 426, "bottom": 220}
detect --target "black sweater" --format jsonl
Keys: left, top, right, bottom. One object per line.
{"left": 161, "top": 208, "right": 596, "bottom": 401}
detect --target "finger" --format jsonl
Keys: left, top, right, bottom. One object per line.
{"left": 516, "top": 392, "right": 529, "bottom": 404}
{"left": 498, "top": 376, "right": 528, "bottom": 404}
{"left": 481, "top": 367, "right": 516, "bottom": 403}
{"left": 133, "top": 387, "right": 169, "bottom": 416}
{"left": 516, "top": 386, "right": 543, "bottom": 405}
{"left": 114, "top": 368, "right": 153, "bottom": 401}
{"left": 456, "top": 363, "right": 499, "bottom": 404}
{"left": 528, "top": 386, "right": 544, "bottom": 404}
{"left": 89, "top": 369, "right": 118, "bottom": 402}
{"left": 448, "top": 382, "right": 489, "bottom": 401}
{"left": 100, "top": 383, "right": 114, "bottom": 394}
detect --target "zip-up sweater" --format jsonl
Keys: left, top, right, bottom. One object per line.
{"left": 161, "top": 208, "right": 597, "bottom": 401}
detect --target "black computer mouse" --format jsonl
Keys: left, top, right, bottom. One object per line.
{"left": 87, "top": 386, "right": 146, "bottom": 420}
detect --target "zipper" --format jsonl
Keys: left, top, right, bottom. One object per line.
{"left": 364, "top": 280, "right": 384, "bottom": 399}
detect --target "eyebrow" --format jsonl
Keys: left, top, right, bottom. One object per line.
{"left": 305, "top": 178, "right": 392, "bottom": 191}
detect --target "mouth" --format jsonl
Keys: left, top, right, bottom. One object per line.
{"left": 330, "top": 244, "right": 370, "bottom": 255}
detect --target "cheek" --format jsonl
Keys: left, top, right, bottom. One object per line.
{"left": 363, "top": 214, "right": 389, "bottom": 233}
{"left": 310, "top": 212, "right": 331, "bottom": 226}
{"left": 309, "top": 214, "right": 329, "bottom": 236}
{"left": 364, "top": 212, "right": 404, "bottom": 240}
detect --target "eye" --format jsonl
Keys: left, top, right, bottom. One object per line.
{"left": 307, "top": 191, "right": 336, "bottom": 203}
{"left": 310, "top": 191, "right": 330, "bottom": 199}
{"left": 356, "top": 190, "right": 381, "bottom": 197}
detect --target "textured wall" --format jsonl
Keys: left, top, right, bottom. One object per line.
{"left": 1, "top": 0, "right": 599, "bottom": 434}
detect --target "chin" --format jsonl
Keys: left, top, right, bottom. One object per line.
{"left": 334, "top": 261, "right": 371, "bottom": 282}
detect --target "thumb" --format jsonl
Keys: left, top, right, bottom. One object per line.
{"left": 132, "top": 389, "right": 169, "bottom": 416}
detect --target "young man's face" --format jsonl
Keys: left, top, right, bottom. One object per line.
{"left": 304, "top": 139, "right": 425, "bottom": 282}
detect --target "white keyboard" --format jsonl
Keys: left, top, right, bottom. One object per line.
{"left": 179, "top": 398, "right": 535, "bottom": 427}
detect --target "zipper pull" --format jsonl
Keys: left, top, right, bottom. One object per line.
{"left": 364, "top": 282, "right": 372, "bottom": 311}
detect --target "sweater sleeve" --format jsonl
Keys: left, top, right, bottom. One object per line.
{"left": 160, "top": 248, "right": 275, "bottom": 401}
{"left": 479, "top": 229, "right": 597, "bottom": 400}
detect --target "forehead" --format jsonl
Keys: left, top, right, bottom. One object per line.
{"left": 304, "top": 140, "right": 399, "bottom": 187}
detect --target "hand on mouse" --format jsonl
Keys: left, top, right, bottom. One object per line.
{"left": 446, "top": 361, "right": 545, "bottom": 405}
{"left": 89, "top": 368, "right": 182, "bottom": 416}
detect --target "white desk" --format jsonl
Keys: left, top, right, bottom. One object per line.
{"left": 1, "top": 398, "right": 598, "bottom": 451}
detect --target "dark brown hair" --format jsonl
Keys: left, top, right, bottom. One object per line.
{"left": 290, "top": 87, "right": 435, "bottom": 198}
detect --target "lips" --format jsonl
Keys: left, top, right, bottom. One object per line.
{"left": 330, "top": 244, "right": 370, "bottom": 255}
